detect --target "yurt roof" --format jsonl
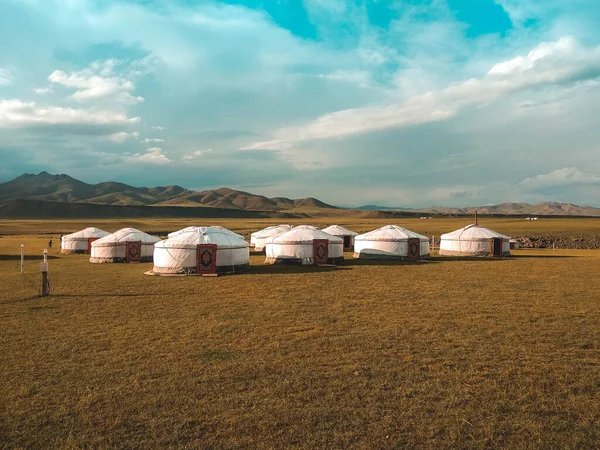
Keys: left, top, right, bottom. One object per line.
{"left": 252, "top": 224, "right": 293, "bottom": 239}
{"left": 355, "top": 225, "right": 428, "bottom": 241}
{"left": 169, "top": 226, "right": 244, "bottom": 240}
{"left": 211, "top": 226, "right": 245, "bottom": 239}
{"left": 321, "top": 225, "right": 359, "bottom": 236}
{"left": 157, "top": 227, "right": 248, "bottom": 249}
{"left": 293, "top": 225, "right": 318, "bottom": 230}
{"left": 63, "top": 227, "right": 110, "bottom": 239}
{"left": 268, "top": 228, "right": 343, "bottom": 244}
{"left": 93, "top": 228, "right": 160, "bottom": 245}
{"left": 441, "top": 224, "right": 509, "bottom": 241}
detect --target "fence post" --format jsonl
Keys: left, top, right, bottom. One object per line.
{"left": 20, "top": 244, "right": 24, "bottom": 274}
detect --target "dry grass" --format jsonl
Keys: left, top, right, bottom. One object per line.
{"left": 1, "top": 217, "right": 600, "bottom": 449}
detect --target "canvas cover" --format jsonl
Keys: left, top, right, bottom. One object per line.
{"left": 153, "top": 226, "right": 249, "bottom": 274}
{"left": 251, "top": 225, "right": 292, "bottom": 251}
{"left": 439, "top": 224, "right": 511, "bottom": 257}
{"left": 265, "top": 227, "right": 343, "bottom": 265}
{"left": 353, "top": 225, "right": 430, "bottom": 260}
{"left": 61, "top": 227, "right": 110, "bottom": 253}
{"left": 90, "top": 228, "right": 160, "bottom": 263}
{"left": 321, "top": 225, "right": 359, "bottom": 237}
{"left": 168, "top": 226, "right": 244, "bottom": 240}
{"left": 322, "top": 225, "right": 358, "bottom": 249}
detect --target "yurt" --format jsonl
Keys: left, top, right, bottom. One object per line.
{"left": 265, "top": 227, "right": 343, "bottom": 265}
{"left": 168, "top": 226, "right": 244, "bottom": 240}
{"left": 250, "top": 225, "right": 292, "bottom": 251}
{"left": 439, "top": 224, "right": 510, "bottom": 257}
{"left": 353, "top": 225, "right": 430, "bottom": 260}
{"left": 321, "top": 225, "right": 359, "bottom": 251}
{"left": 152, "top": 227, "right": 249, "bottom": 275}
{"left": 90, "top": 228, "right": 160, "bottom": 263}
{"left": 60, "top": 227, "right": 110, "bottom": 254}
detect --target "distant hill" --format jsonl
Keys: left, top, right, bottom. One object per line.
{"left": 359, "top": 202, "right": 600, "bottom": 217}
{"left": 421, "top": 202, "right": 600, "bottom": 217}
{"left": 0, "top": 172, "right": 337, "bottom": 212}
{"left": 0, "top": 199, "right": 310, "bottom": 220}
{"left": 357, "top": 205, "right": 413, "bottom": 211}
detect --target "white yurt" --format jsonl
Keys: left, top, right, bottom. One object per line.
{"left": 439, "top": 224, "right": 511, "bottom": 257}
{"left": 354, "top": 225, "right": 430, "bottom": 260}
{"left": 168, "top": 226, "right": 244, "bottom": 240}
{"left": 250, "top": 224, "right": 292, "bottom": 251}
{"left": 90, "top": 228, "right": 161, "bottom": 263}
{"left": 265, "top": 227, "right": 343, "bottom": 265}
{"left": 60, "top": 227, "right": 110, "bottom": 254}
{"left": 153, "top": 227, "right": 249, "bottom": 275}
{"left": 321, "top": 225, "right": 359, "bottom": 250}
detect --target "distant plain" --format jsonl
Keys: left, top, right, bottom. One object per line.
{"left": 1, "top": 217, "right": 600, "bottom": 448}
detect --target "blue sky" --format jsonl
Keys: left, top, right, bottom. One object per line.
{"left": 1, "top": 0, "right": 600, "bottom": 207}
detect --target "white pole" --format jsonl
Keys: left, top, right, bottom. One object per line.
{"left": 20, "top": 244, "right": 24, "bottom": 274}
{"left": 43, "top": 249, "right": 48, "bottom": 267}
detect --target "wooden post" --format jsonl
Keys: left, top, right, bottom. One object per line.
{"left": 20, "top": 244, "right": 24, "bottom": 274}
{"left": 41, "top": 249, "right": 49, "bottom": 297}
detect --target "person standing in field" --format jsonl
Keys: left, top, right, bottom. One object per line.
{"left": 48, "top": 238, "right": 53, "bottom": 248}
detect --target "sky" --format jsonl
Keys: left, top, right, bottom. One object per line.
{"left": 1, "top": 0, "right": 600, "bottom": 207}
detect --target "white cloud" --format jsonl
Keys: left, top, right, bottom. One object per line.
{"left": 0, "top": 99, "right": 141, "bottom": 128}
{"left": 128, "top": 147, "right": 171, "bottom": 164}
{"left": 243, "top": 37, "right": 600, "bottom": 151}
{"left": 107, "top": 131, "right": 139, "bottom": 143}
{"left": 48, "top": 60, "right": 144, "bottom": 104}
{"left": 520, "top": 167, "right": 600, "bottom": 189}
{"left": 141, "top": 138, "right": 165, "bottom": 143}
{"left": 33, "top": 86, "right": 53, "bottom": 95}
{"left": 239, "top": 140, "right": 292, "bottom": 151}
{"left": 182, "top": 149, "right": 213, "bottom": 161}
{"left": 152, "top": 126, "right": 165, "bottom": 131}
{"left": 0, "top": 68, "right": 13, "bottom": 86}
{"left": 318, "top": 70, "right": 372, "bottom": 87}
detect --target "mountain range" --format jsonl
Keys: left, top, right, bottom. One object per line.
{"left": 358, "top": 202, "right": 600, "bottom": 217}
{"left": 1, "top": 172, "right": 599, "bottom": 217}
{"left": 0, "top": 172, "right": 334, "bottom": 211}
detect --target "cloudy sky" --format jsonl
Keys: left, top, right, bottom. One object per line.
{"left": 1, "top": 0, "right": 600, "bottom": 207}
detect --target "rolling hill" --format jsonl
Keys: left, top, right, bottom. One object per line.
{"left": 0, "top": 172, "right": 336, "bottom": 212}
{"left": 359, "top": 202, "right": 600, "bottom": 217}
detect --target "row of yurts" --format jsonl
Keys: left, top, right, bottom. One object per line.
{"left": 60, "top": 223, "right": 512, "bottom": 275}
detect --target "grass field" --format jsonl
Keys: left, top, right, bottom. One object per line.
{"left": 1, "top": 218, "right": 600, "bottom": 448}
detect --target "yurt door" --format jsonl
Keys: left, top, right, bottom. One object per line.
{"left": 126, "top": 241, "right": 142, "bottom": 263}
{"left": 492, "top": 238, "right": 503, "bottom": 257}
{"left": 343, "top": 235, "right": 352, "bottom": 250}
{"left": 407, "top": 238, "right": 421, "bottom": 261}
{"left": 313, "top": 239, "right": 329, "bottom": 264}
{"left": 87, "top": 238, "right": 98, "bottom": 254}
{"left": 197, "top": 244, "right": 217, "bottom": 273}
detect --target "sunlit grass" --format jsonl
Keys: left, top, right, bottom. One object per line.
{"left": 1, "top": 217, "right": 600, "bottom": 448}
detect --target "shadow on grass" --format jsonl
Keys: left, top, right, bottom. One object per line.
{"left": 0, "top": 255, "right": 60, "bottom": 261}
{"left": 246, "top": 264, "right": 352, "bottom": 275}
{"left": 431, "top": 255, "right": 574, "bottom": 261}
{"left": 343, "top": 258, "right": 438, "bottom": 267}
{"left": 510, "top": 254, "right": 576, "bottom": 259}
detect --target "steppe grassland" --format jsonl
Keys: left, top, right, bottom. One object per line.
{"left": 1, "top": 217, "right": 600, "bottom": 448}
